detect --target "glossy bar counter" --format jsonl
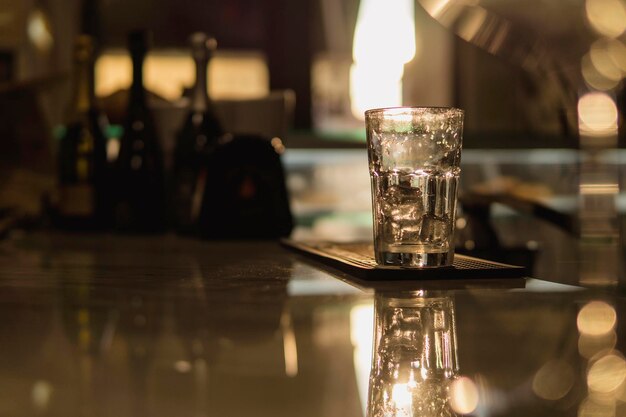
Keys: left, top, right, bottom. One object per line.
{"left": 0, "top": 230, "right": 624, "bottom": 417}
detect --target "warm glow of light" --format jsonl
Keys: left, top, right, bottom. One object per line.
{"left": 579, "top": 184, "right": 619, "bottom": 195}
{"left": 532, "top": 360, "right": 575, "bottom": 400}
{"left": 31, "top": 380, "right": 53, "bottom": 412}
{"left": 350, "top": 303, "right": 375, "bottom": 415}
{"left": 587, "top": 353, "right": 626, "bottom": 394}
{"left": 582, "top": 53, "right": 621, "bottom": 91}
{"left": 578, "top": 93, "right": 619, "bottom": 135}
{"left": 449, "top": 376, "right": 479, "bottom": 414}
{"left": 586, "top": 0, "right": 626, "bottom": 38}
{"left": 607, "top": 39, "right": 626, "bottom": 72}
{"left": 590, "top": 40, "right": 623, "bottom": 81}
{"left": 350, "top": 0, "right": 416, "bottom": 119}
{"left": 27, "top": 9, "right": 53, "bottom": 53}
{"left": 174, "top": 360, "right": 192, "bottom": 373}
{"left": 96, "top": 50, "right": 269, "bottom": 100}
{"left": 577, "top": 301, "right": 617, "bottom": 336}
{"left": 579, "top": 332, "right": 617, "bottom": 359}
{"left": 350, "top": 64, "right": 404, "bottom": 120}
{"left": 578, "top": 397, "right": 616, "bottom": 417}
{"left": 392, "top": 383, "right": 413, "bottom": 407}
{"left": 281, "top": 310, "right": 299, "bottom": 378}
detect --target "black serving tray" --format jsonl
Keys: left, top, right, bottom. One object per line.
{"left": 281, "top": 239, "right": 528, "bottom": 283}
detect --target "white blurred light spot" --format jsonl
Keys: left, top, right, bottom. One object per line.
{"left": 578, "top": 93, "right": 619, "bottom": 135}
{"left": 32, "top": 380, "right": 53, "bottom": 411}
{"left": 174, "top": 360, "right": 192, "bottom": 373}
{"left": 449, "top": 376, "right": 479, "bottom": 414}
{"left": 586, "top": 0, "right": 626, "bottom": 38}
{"left": 532, "top": 360, "right": 575, "bottom": 400}
{"left": 577, "top": 301, "right": 617, "bottom": 336}
{"left": 350, "top": 0, "right": 416, "bottom": 119}
{"left": 27, "top": 9, "right": 53, "bottom": 53}
{"left": 587, "top": 353, "right": 626, "bottom": 394}
{"left": 392, "top": 383, "right": 413, "bottom": 407}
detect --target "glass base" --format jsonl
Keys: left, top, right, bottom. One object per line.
{"left": 376, "top": 250, "right": 453, "bottom": 268}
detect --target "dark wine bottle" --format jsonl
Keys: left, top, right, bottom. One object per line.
{"left": 114, "top": 30, "right": 166, "bottom": 233}
{"left": 173, "top": 32, "right": 224, "bottom": 232}
{"left": 56, "top": 35, "right": 109, "bottom": 230}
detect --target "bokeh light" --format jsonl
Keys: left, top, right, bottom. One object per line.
{"left": 607, "top": 39, "right": 626, "bottom": 73}
{"left": 582, "top": 54, "right": 621, "bottom": 91}
{"left": 590, "top": 40, "right": 623, "bottom": 81}
{"left": 577, "top": 301, "right": 617, "bottom": 336}
{"left": 449, "top": 376, "right": 479, "bottom": 414}
{"left": 578, "top": 396, "right": 616, "bottom": 417}
{"left": 532, "top": 360, "right": 575, "bottom": 401}
{"left": 579, "top": 331, "right": 617, "bottom": 359}
{"left": 578, "top": 94, "right": 619, "bottom": 135}
{"left": 585, "top": 0, "right": 626, "bottom": 38}
{"left": 587, "top": 353, "right": 626, "bottom": 394}
{"left": 350, "top": 0, "right": 416, "bottom": 119}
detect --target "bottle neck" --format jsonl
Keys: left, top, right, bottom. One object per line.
{"left": 191, "top": 55, "right": 210, "bottom": 112}
{"left": 68, "top": 58, "right": 95, "bottom": 121}
{"left": 130, "top": 53, "right": 146, "bottom": 105}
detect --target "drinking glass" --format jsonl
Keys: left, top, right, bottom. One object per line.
{"left": 366, "top": 107, "right": 464, "bottom": 267}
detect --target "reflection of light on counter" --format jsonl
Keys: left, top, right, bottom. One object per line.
{"left": 96, "top": 50, "right": 269, "bottom": 100}
{"left": 32, "top": 380, "right": 53, "bottom": 412}
{"left": 587, "top": 353, "right": 626, "bottom": 394}
{"left": 577, "top": 301, "right": 617, "bottom": 336}
{"left": 350, "top": 303, "right": 374, "bottom": 415}
{"left": 450, "top": 376, "right": 479, "bottom": 414}
{"left": 350, "top": 0, "right": 416, "bottom": 119}
{"left": 280, "top": 309, "right": 298, "bottom": 378}
{"left": 531, "top": 360, "right": 575, "bottom": 400}
{"left": 578, "top": 93, "right": 618, "bottom": 135}
{"left": 585, "top": 0, "right": 626, "bottom": 38}
{"left": 27, "top": 9, "right": 53, "bottom": 53}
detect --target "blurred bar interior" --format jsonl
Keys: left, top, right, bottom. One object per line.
{"left": 1, "top": 0, "right": 626, "bottom": 284}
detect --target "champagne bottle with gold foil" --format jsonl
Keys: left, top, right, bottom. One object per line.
{"left": 57, "top": 35, "right": 109, "bottom": 230}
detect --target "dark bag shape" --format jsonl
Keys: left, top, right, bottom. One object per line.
{"left": 198, "top": 134, "right": 293, "bottom": 239}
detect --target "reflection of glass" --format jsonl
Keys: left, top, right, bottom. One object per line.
{"left": 368, "top": 292, "right": 459, "bottom": 417}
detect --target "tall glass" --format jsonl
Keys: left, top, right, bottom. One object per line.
{"left": 365, "top": 107, "right": 464, "bottom": 268}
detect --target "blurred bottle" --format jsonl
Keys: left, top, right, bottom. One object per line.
{"left": 114, "top": 30, "right": 166, "bottom": 233}
{"left": 173, "top": 33, "right": 224, "bottom": 233}
{"left": 56, "top": 35, "right": 110, "bottom": 230}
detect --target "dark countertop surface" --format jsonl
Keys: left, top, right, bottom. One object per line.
{"left": 0, "top": 232, "right": 624, "bottom": 417}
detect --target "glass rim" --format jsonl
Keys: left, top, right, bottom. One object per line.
{"left": 364, "top": 106, "right": 464, "bottom": 118}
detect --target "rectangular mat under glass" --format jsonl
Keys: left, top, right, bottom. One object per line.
{"left": 282, "top": 239, "right": 527, "bottom": 281}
